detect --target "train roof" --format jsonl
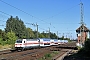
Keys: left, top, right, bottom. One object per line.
{"left": 38, "top": 38, "right": 51, "bottom": 41}
{"left": 26, "top": 39, "right": 38, "bottom": 41}
{"left": 17, "top": 39, "right": 38, "bottom": 41}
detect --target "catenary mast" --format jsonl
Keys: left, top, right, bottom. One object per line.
{"left": 80, "top": 1, "right": 84, "bottom": 46}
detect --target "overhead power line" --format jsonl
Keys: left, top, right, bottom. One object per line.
{"left": 0, "top": 10, "right": 11, "bottom": 16}
{"left": 0, "top": 0, "right": 50, "bottom": 24}
{"left": 0, "top": 14, "right": 8, "bottom": 18}
{"left": 0, "top": 0, "right": 80, "bottom": 33}
{"left": 0, "top": 0, "right": 54, "bottom": 32}
{"left": 0, "top": 0, "right": 33, "bottom": 17}
{"left": 42, "top": 4, "right": 80, "bottom": 21}
{"left": 0, "top": 0, "right": 79, "bottom": 29}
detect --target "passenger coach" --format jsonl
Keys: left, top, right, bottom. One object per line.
{"left": 39, "top": 38, "right": 51, "bottom": 47}
{"left": 15, "top": 38, "right": 68, "bottom": 51}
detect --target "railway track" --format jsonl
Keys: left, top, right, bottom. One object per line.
{"left": 0, "top": 47, "right": 54, "bottom": 60}
{"left": 0, "top": 50, "right": 13, "bottom": 55}
{"left": 52, "top": 49, "right": 72, "bottom": 60}
{"left": 0, "top": 42, "right": 77, "bottom": 60}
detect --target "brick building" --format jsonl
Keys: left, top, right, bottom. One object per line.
{"left": 76, "top": 25, "right": 90, "bottom": 45}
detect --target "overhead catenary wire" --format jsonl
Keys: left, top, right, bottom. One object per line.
{"left": 0, "top": 0, "right": 80, "bottom": 37}
{"left": 0, "top": 0, "right": 50, "bottom": 24}
{"left": 0, "top": 14, "right": 8, "bottom": 27}
{"left": 26, "top": 22, "right": 48, "bottom": 32}
{"left": 42, "top": 3, "right": 80, "bottom": 21}
{"left": 0, "top": 10, "right": 78, "bottom": 33}
{"left": 0, "top": 14, "right": 8, "bottom": 19}
{"left": 0, "top": 0, "right": 80, "bottom": 30}
{"left": 0, "top": 10, "right": 49, "bottom": 33}
{"left": 0, "top": 10, "right": 11, "bottom": 16}
{"left": 0, "top": 0, "right": 46, "bottom": 27}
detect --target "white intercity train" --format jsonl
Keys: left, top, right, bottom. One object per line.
{"left": 15, "top": 38, "right": 68, "bottom": 51}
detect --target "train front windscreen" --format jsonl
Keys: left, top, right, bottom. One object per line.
{"left": 16, "top": 40, "right": 22, "bottom": 43}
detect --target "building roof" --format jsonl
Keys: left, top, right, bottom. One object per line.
{"left": 76, "top": 24, "right": 90, "bottom": 32}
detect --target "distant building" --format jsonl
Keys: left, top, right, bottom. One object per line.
{"left": 76, "top": 25, "right": 90, "bottom": 45}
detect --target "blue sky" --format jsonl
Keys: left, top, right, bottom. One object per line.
{"left": 0, "top": 0, "right": 90, "bottom": 39}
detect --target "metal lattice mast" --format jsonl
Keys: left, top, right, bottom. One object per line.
{"left": 80, "top": 2, "right": 84, "bottom": 24}
{"left": 80, "top": 1, "right": 84, "bottom": 45}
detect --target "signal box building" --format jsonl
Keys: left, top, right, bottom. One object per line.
{"left": 76, "top": 25, "right": 90, "bottom": 44}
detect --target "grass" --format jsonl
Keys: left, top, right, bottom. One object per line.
{"left": 38, "top": 51, "right": 60, "bottom": 60}
{"left": 0, "top": 44, "right": 12, "bottom": 50}
{"left": 0, "top": 45, "right": 2, "bottom": 49}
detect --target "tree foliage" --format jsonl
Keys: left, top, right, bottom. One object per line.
{"left": 84, "top": 39, "right": 90, "bottom": 54}
{"left": 38, "top": 32, "right": 45, "bottom": 38}
{"left": 6, "top": 30, "right": 17, "bottom": 44}
{"left": 77, "top": 39, "right": 90, "bottom": 57}
{"left": 26, "top": 28, "right": 34, "bottom": 38}
{"left": 41, "top": 32, "right": 58, "bottom": 39}
{"left": 5, "top": 16, "right": 26, "bottom": 39}
{"left": 50, "top": 32, "right": 57, "bottom": 39}
{"left": 0, "top": 29, "right": 6, "bottom": 41}
{"left": 41, "top": 31, "right": 48, "bottom": 38}
{"left": 0, "top": 16, "right": 71, "bottom": 46}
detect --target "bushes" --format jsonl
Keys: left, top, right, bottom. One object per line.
{"left": 0, "top": 38, "right": 6, "bottom": 46}
{"left": 83, "top": 39, "right": 90, "bottom": 56}
{"left": 78, "top": 39, "right": 90, "bottom": 57}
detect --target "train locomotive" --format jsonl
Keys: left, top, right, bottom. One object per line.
{"left": 15, "top": 38, "right": 68, "bottom": 51}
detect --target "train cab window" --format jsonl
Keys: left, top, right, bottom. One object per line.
{"left": 24, "top": 41, "right": 25, "bottom": 43}
{"left": 16, "top": 40, "right": 22, "bottom": 43}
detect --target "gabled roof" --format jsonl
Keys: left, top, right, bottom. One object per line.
{"left": 76, "top": 24, "right": 90, "bottom": 32}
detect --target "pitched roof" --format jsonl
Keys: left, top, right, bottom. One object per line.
{"left": 76, "top": 25, "right": 90, "bottom": 32}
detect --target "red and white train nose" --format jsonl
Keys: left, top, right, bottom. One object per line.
{"left": 15, "top": 43, "right": 22, "bottom": 47}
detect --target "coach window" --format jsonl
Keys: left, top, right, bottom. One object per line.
{"left": 38, "top": 40, "right": 40, "bottom": 42}
{"left": 24, "top": 41, "right": 25, "bottom": 43}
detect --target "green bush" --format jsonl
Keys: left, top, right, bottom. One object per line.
{"left": 44, "top": 53, "right": 52, "bottom": 58}
{"left": 0, "top": 38, "right": 6, "bottom": 46}
{"left": 53, "top": 51, "right": 59, "bottom": 54}
{"left": 83, "top": 39, "right": 90, "bottom": 56}
{"left": 77, "top": 39, "right": 90, "bottom": 57}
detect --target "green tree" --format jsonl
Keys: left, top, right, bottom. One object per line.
{"left": 39, "top": 33, "right": 45, "bottom": 38}
{"left": 41, "top": 31, "right": 48, "bottom": 38}
{"left": 0, "top": 29, "right": 2, "bottom": 38}
{"left": 84, "top": 39, "right": 90, "bottom": 55}
{"left": 0, "top": 29, "right": 7, "bottom": 45}
{"left": 40, "top": 32, "right": 58, "bottom": 39}
{"left": 5, "top": 16, "right": 26, "bottom": 39}
{"left": 2, "top": 31, "right": 7, "bottom": 41}
{"left": 26, "top": 28, "right": 34, "bottom": 38}
{"left": 33, "top": 30, "right": 37, "bottom": 38}
{"left": 0, "top": 37, "right": 3, "bottom": 45}
{"left": 77, "top": 39, "right": 90, "bottom": 57}
{"left": 50, "top": 32, "right": 57, "bottom": 39}
{"left": 6, "top": 30, "right": 17, "bottom": 44}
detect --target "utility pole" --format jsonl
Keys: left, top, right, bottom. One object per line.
{"left": 80, "top": 1, "right": 84, "bottom": 46}
{"left": 63, "top": 33, "right": 64, "bottom": 40}
{"left": 66, "top": 33, "right": 67, "bottom": 38}
{"left": 57, "top": 31, "right": 58, "bottom": 39}
{"left": 26, "top": 23, "right": 38, "bottom": 39}
{"left": 59, "top": 33, "right": 61, "bottom": 38}
{"left": 36, "top": 23, "right": 38, "bottom": 39}
{"left": 48, "top": 27, "right": 50, "bottom": 38}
